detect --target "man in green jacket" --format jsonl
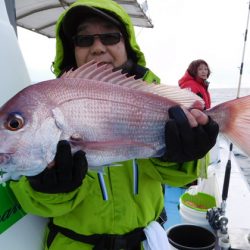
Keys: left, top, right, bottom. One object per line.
{"left": 10, "top": 0, "right": 219, "bottom": 249}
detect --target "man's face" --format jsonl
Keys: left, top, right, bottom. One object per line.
{"left": 74, "top": 17, "right": 128, "bottom": 68}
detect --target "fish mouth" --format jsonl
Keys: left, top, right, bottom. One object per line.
{"left": 0, "top": 153, "right": 12, "bottom": 165}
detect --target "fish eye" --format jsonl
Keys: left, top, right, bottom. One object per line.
{"left": 5, "top": 113, "right": 24, "bottom": 131}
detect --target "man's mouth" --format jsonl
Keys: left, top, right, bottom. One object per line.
{"left": 96, "top": 61, "right": 111, "bottom": 66}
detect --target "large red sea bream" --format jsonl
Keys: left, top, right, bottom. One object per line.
{"left": 0, "top": 62, "right": 250, "bottom": 180}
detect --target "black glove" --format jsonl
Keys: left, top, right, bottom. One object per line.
{"left": 162, "top": 106, "right": 219, "bottom": 163}
{"left": 28, "top": 140, "right": 88, "bottom": 193}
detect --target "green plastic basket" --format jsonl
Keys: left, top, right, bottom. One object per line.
{"left": 180, "top": 192, "right": 216, "bottom": 212}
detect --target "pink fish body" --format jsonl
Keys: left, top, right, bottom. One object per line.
{"left": 0, "top": 62, "right": 249, "bottom": 179}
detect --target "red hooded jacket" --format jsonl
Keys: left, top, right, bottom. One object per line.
{"left": 178, "top": 71, "right": 211, "bottom": 109}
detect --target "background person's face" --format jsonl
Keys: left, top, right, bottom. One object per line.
{"left": 197, "top": 64, "right": 209, "bottom": 80}
{"left": 74, "top": 17, "right": 128, "bottom": 68}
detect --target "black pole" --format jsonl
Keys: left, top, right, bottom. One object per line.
{"left": 222, "top": 144, "right": 232, "bottom": 202}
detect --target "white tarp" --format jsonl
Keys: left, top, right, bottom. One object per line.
{"left": 15, "top": 0, "right": 153, "bottom": 38}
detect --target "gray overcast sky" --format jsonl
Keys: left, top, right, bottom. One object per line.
{"left": 17, "top": 0, "right": 250, "bottom": 90}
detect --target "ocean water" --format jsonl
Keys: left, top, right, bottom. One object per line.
{"left": 210, "top": 87, "right": 250, "bottom": 105}
{"left": 210, "top": 88, "right": 250, "bottom": 187}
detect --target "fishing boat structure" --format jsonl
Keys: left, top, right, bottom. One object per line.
{"left": 0, "top": 0, "right": 250, "bottom": 249}
{"left": 164, "top": 136, "right": 250, "bottom": 249}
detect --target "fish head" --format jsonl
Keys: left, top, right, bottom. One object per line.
{"left": 0, "top": 88, "right": 62, "bottom": 180}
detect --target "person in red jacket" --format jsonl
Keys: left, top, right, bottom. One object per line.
{"left": 179, "top": 59, "right": 211, "bottom": 109}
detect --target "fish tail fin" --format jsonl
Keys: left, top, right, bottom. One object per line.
{"left": 208, "top": 95, "right": 250, "bottom": 156}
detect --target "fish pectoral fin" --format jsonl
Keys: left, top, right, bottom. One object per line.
{"left": 69, "top": 134, "right": 85, "bottom": 146}
{"left": 52, "top": 107, "right": 65, "bottom": 129}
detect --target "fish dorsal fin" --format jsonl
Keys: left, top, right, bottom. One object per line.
{"left": 61, "top": 61, "right": 204, "bottom": 108}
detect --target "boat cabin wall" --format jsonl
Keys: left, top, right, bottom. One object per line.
{"left": 0, "top": 0, "right": 30, "bottom": 106}
{"left": 0, "top": 2, "right": 47, "bottom": 250}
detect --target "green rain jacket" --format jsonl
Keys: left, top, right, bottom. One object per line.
{"left": 10, "top": 0, "right": 210, "bottom": 249}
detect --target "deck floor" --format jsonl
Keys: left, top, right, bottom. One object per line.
{"left": 163, "top": 186, "right": 185, "bottom": 230}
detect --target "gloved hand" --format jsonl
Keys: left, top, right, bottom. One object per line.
{"left": 162, "top": 106, "right": 219, "bottom": 163}
{"left": 28, "top": 140, "right": 88, "bottom": 193}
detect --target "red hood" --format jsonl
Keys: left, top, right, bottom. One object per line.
{"left": 178, "top": 71, "right": 208, "bottom": 89}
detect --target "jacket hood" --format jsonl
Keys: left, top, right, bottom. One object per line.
{"left": 178, "top": 71, "right": 193, "bottom": 87}
{"left": 178, "top": 71, "right": 208, "bottom": 88}
{"left": 52, "top": 0, "right": 146, "bottom": 77}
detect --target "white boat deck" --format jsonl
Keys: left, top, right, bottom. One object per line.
{"left": 214, "top": 136, "right": 250, "bottom": 229}
{"left": 212, "top": 136, "right": 250, "bottom": 249}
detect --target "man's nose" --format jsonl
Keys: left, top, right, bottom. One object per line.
{"left": 90, "top": 37, "right": 106, "bottom": 54}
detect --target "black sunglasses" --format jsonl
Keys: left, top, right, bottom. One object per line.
{"left": 73, "top": 32, "right": 122, "bottom": 47}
